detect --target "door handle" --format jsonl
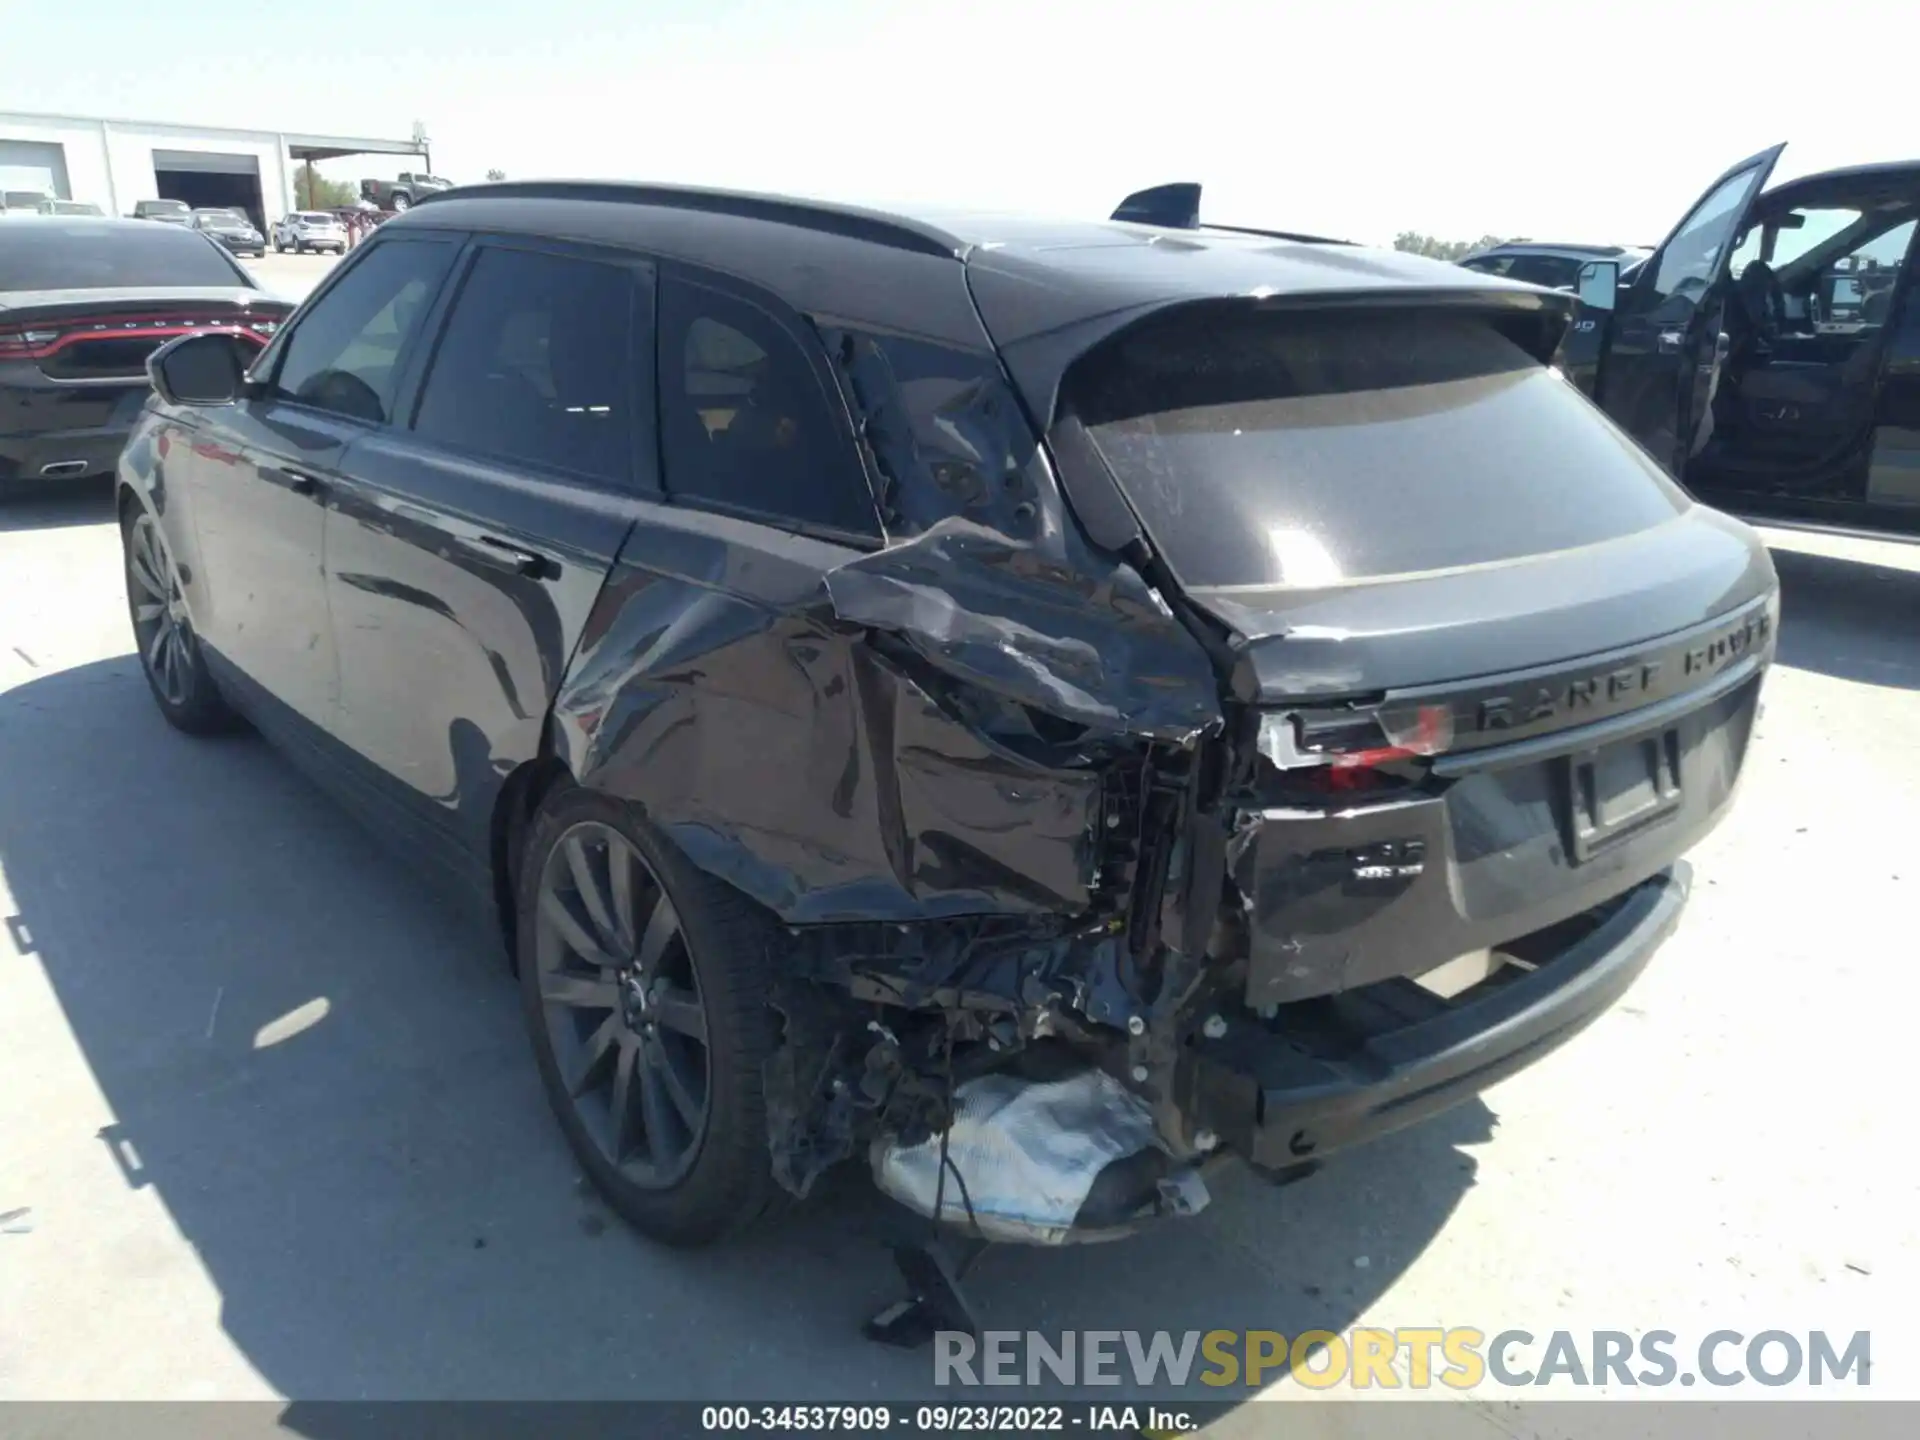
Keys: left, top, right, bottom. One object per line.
{"left": 1656, "top": 330, "right": 1686, "bottom": 354}
{"left": 476, "top": 535, "right": 550, "bottom": 577}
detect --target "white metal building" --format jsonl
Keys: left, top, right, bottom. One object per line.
{"left": 0, "top": 109, "right": 427, "bottom": 229}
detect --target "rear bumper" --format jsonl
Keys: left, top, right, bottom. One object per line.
{"left": 2, "top": 373, "right": 147, "bottom": 482}
{"left": 1181, "top": 863, "right": 1689, "bottom": 1171}
{"left": 1, "top": 420, "right": 138, "bottom": 481}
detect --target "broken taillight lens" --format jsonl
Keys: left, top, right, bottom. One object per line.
{"left": 1256, "top": 703, "right": 1453, "bottom": 799}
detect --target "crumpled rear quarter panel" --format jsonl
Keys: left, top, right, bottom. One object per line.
{"left": 550, "top": 323, "right": 1219, "bottom": 927}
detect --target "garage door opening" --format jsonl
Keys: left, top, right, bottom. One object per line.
{"left": 151, "top": 149, "right": 264, "bottom": 231}
{"left": 0, "top": 139, "right": 72, "bottom": 201}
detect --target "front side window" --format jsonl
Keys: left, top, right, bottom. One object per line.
{"left": 657, "top": 277, "right": 877, "bottom": 538}
{"left": 412, "top": 246, "right": 638, "bottom": 485}
{"left": 269, "top": 239, "right": 455, "bottom": 424}
{"left": 1651, "top": 166, "right": 1771, "bottom": 301}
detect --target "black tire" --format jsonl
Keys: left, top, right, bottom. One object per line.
{"left": 121, "top": 505, "right": 242, "bottom": 735}
{"left": 390, "top": 191, "right": 411, "bottom": 212}
{"left": 517, "top": 786, "right": 787, "bottom": 1245}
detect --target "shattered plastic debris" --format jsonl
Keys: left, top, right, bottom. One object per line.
{"left": 870, "top": 1068, "right": 1209, "bottom": 1246}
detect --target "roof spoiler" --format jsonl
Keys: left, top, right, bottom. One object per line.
{"left": 1110, "top": 182, "right": 1355, "bottom": 246}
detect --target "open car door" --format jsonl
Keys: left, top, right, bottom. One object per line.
{"left": 1593, "top": 143, "right": 1787, "bottom": 477}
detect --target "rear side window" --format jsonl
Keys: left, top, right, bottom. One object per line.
{"left": 412, "top": 246, "right": 638, "bottom": 485}
{"left": 657, "top": 276, "right": 878, "bottom": 538}
{"left": 1460, "top": 254, "right": 1579, "bottom": 289}
{"left": 0, "top": 223, "right": 248, "bottom": 291}
{"left": 1068, "top": 308, "right": 1688, "bottom": 590}
{"left": 270, "top": 238, "right": 455, "bottom": 424}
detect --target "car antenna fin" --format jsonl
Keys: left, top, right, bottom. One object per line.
{"left": 1111, "top": 182, "right": 1203, "bottom": 229}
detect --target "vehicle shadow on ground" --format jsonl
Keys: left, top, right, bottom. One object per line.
{"left": 0, "top": 477, "right": 116, "bottom": 533}
{"left": 1768, "top": 544, "right": 1920, "bottom": 692}
{"left": 0, "top": 657, "right": 1487, "bottom": 1412}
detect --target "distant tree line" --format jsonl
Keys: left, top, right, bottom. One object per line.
{"left": 1393, "top": 231, "right": 1511, "bottom": 261}
{"left": 295, "top": 166, "right": 359, "bottom": 209}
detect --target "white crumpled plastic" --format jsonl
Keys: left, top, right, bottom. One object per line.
{"left": 870, "top": 1068, "right": 1209, "bottom": 1246}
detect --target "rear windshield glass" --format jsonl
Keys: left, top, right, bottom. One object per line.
{"left": 1068, "top": 308, "right": 1688, "bottom": 590}
{"left": 0, "top": 224, "right": 250, "bottom": 291}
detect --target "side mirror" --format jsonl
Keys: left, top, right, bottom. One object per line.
{"left": 148, "top": 332, "right": 250, "bottom": 407}
{"left": 1576, "top": 259, "right": 1620, "bottom": 311}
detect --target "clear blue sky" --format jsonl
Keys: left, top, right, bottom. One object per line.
{"left": 3, "top": 0, "right": 1905, "bottom": 246}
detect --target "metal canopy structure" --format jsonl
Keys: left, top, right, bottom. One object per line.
{"left": 284, "top": 133, "right": 427, "bottom": 165}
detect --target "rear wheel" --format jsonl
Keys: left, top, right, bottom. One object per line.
{"left": 390, "top": 191, "right": 410, "bottom": 212}
{"left": 122, "top": 508, "right": 240, "bottom": 735}
{"left": 517, "top": 788, "right": 786, "bottom": 1245}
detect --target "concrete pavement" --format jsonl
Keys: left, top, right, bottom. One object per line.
{"left": 1, "top": 489, "right": 1914, "bottom": 1424}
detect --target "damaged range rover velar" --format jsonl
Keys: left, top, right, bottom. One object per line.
{"left": 119, "top": 181, "right": 1777, "bottom": 1337}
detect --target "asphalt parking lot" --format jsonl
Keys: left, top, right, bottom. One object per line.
{"left": 2, "top": 451, "right": 1916, "bottom": 1420}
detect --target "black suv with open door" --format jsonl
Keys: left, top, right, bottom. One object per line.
{"left": 117, "top": 183, "right": 1775, "bottom": 1318}
{"left": 1562, "top": 145, "right": 1920, "bottom": 535}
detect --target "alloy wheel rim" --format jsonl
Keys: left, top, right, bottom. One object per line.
{"left": 534, "top": 822, "right": 712, "bottom": 1189}
{"left": 127, "top": 515, "right": 194, "bottom": 708}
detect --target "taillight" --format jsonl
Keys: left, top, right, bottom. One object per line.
{"left": 1256, "top": 702, "right": 1453, "bottom": 794}
{"left": 0, "top": 315, "right": 275, "bottom": 362}
{"left": 0, "top": 328, "right": 62, "bottom": 357}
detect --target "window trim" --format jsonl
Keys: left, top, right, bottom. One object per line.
{"left": 654, "top": 261, "right": 885, "bottom": 549}
{"left": 246, "top": 230, "right": 465, "bottom": 428}
{"left": 396, "top": 232, "right": 660, "bottom": 495}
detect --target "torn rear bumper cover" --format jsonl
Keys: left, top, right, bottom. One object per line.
{"left": 1180, "top": 864, "right": 1689, "bottom": 1172}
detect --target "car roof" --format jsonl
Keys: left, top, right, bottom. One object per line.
{"left": 404, "top": 179, "right": 1554, "bottom": 309}
{"left": 21, "top": 215, "right": 179, "bottom": 235}
{"left": 400, "top": 180, "right": 1571, "bottom": 429}
{"left": 1761, "top": 160, "right": 1920, "bottom": 208}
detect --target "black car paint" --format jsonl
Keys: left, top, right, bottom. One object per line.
{"left": 2, "top": 252, "right": 286, "bottom": 485}
{"left": 1578, "top": 147, "right": 1920, "bottom": 533}
{"left": 119, "top": 183, "right": 1777, "bottom": 1183}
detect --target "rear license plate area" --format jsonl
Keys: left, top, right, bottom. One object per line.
{"left": 1565, "top": 728, "right": 1682, "bottom": 863}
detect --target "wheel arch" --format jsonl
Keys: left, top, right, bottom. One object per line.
{"left": 489, "top": 748, "right": 577, "bottom": 969}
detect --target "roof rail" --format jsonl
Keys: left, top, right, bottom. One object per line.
{"left": 408, "top": 180, "right": 965, "bottom": 259}
{"left": 1203, "top": 222, "right": 1356, "bottom": 247}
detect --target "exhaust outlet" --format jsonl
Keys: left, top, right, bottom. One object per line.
{"left": 39, "top": 460, "right": 90, "bottom": 477}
